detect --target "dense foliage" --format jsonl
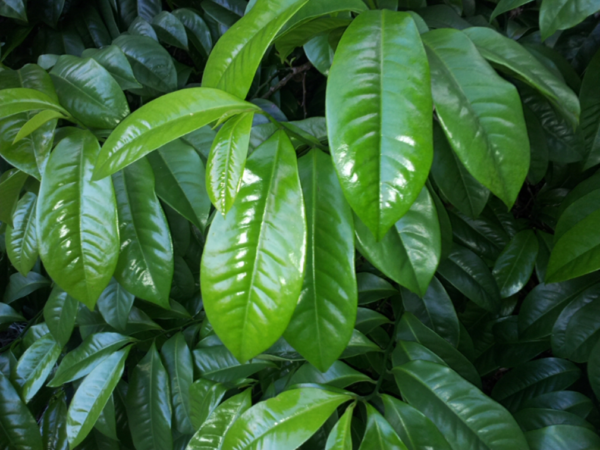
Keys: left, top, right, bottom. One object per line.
{"left": 1, "top": 0, "right": 600, "bottom": 448}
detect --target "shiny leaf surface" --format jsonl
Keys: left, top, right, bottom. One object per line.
{"left": 43, "top": 285, "right": 78, "bottom": 347}
{"left": 5, "top": 192, "right": 38, "bottom": 276}
{"left": 493, "top": 230, "right": 539, "bottom": 298}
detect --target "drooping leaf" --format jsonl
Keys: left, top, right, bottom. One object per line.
{"left": 539, "top": 0, "right": 600, "bottom": 41}
{"left": 5, "top": 192, "right": 38, "bottom": 276}
{"left": 0, "top": 88, "right": 68, "bottom": 119}
{"left": 15, "top": 333, "right": 61, "bottom": 402}
{"left": 327, "top": 10, "right": 433, "bottom": 240}
{"left": 43, "top": 285, "right": 78, "bottom": 347}
{"left": 3, "top": 271, "right": 50, "bottom": 304}
{"left": 173, "top": 8, "right": 213, "bottom": 57}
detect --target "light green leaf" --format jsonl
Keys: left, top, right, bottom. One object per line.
{"left": 5, "top": 192, "right": 38, "bottom": 276}
{"left": 359, "top": 404, "right": 407, "bottom": 450}
{"left": 0, "top": 88, "right": 67, "bottom": 119}
{"left": 325, "top": 402, "right": 355, "bottom": 450}
{"left": 43, "top": 285, "right": 78, "bottom": 347}
{"left": 13, "top": 110, "right": 66, "bottom": 144}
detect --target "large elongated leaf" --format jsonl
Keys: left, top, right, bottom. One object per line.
{"left": 189, "top": 379, "right": 227, "bottom": 430}
{"left": 222, "top": 387, "right": 351, "bottom": 450}
{"left": 5, "top": 192, "right": 38, "bottom": 276}
{"left": 201, "top": 130, "right": 306, "bottom": 362}
{"left": 202, "top": 0, "right": 309, "bottom": 99}
{"left": 67, "top": 348, "right": 130, "bottom": 448}
{"left": 540, "top": 0, "right": 600, "bottom": 41}
{"left": 283, "top": 149, "right": 356, "bottom": 371}
{"left": 355, "top": 187, "right": 440, "bottom": 296}
{"left": 393, "top": 360, "right": 529, "bottom": 450}
{"left": 94, "top": 88, "right": 259, "bottom": 179}
{"left": 422, "top": 29, "right": 529, "bottom": 208}
{"left": 126, "top": 343, "right": 172, "bottom": 450}
{"left": 112, "top": 158, "right": 173, "bottom": 307}
{"left": 0, "top": 371, "right": 43, "bottom": 450}
{"left": 15, "top": 334, "right": 61, "bottom": 403}
{"left": 526, "top": 424, "right": 600, "bottom": 450}
{"left": 37, "top": 129, "right": 119, "bottom": 308}
{"left": 327, "top": 10, "right": 432, "bottom": 240}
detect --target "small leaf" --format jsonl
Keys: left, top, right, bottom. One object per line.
{"left": 190, "top": 379, "right": 227, "bottom": 431}
{"left": 13, "top": 110, "right": 66, "bottom": 144}
{"left": 15, "top": 334, "right": 61, "bottom": 403}
{"left": 96, "top": 279, "right": 135, "bottom": 333}
{"left": 5, "top": 192, "right": 38, "bottom": 276}
{"left": 43, "top": 285, "right": 78, "bottom": 347}
{"left": 493, "top": 230, "right": 539, "bottom": 298}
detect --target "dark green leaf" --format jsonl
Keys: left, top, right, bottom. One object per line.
{"left": 5, "top": 192, "right": 37, "bottom": 276}
{"left": 289, "top": 361, "right": 373, "bottom": 389}
{"left": 96, "top": 279, "right": 135, "bottom": 333}
{"left": 43, "top": 285, "right": 78, "bottom": 347}
{"left": 16, "top": 334, "right": 61, "bottom": 402}
{"left": 526, "top": 424, "right": 600, "bottom": 450}
{"left": 81, "top": 45, "right": 142, "bottom": 91}
{"left": 493, "top": 230, "right": 539, "bottom": 298}
{"left": 540, "top": 0, "right": 600, "bottom": 40}
{"left": 189, "top": 379, "right": 227, "bottom": 430}
{"left": 359, "top": 403, "right": 407, "bottom": 450}
{"left": 193, "top": 346, "right": 276, "bottom": 383}
{"left": 325, "top": 403, "right": 355, "bottom": 450}
{"left": 152, "top": 11, "right": 188, "bottom": 50}
{"left": 41, "top": 396, "right": 68, "bottom": 450}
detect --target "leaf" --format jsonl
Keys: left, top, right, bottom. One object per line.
{"left": 161, "top": 333, "right": 194, "bottom": 435}
{"left": 284, "top": 149, "right": 356, "bottom": 371}
{"left": 3, "top": 271, "right": 50, "bottom": 304}
{"left": 463, "top": 27, "right": 579, "bottom": 128}
{"left": 37, "top": 129, "right": 119, "bottom": 308}
{"left": 393, "top": 360, "right": 529, "bottom": 450}
{"left": 0, "top": 303, "right": 25, "bottom": 331}
{"left": 0, "top": 169, "right": 27, "bottom": 226}
{"left": 540, "top": 0, "right": 600, "bottom": 41}
{"left": 129, "top": 16, "right": 159, "bottom": 40}
{"left": 588, "top": 338, "right": 600, "bottom": 400}
{"left": 173, "top": 8, "right": 213, "bottom": 57}
{"left": 67, "top": 347, "right": 130, "bottom": 448}
{"left": 147, "top": 139, "right": 211, "bottom": 231}
{"left": 0, "top": 0, "right": 27, "bottom": 21}
{"left": 401, "top": 277, "right": 460, "bottom": 347}
{"left": 341, "top": 329, "right": 382, "bottom": 358}
{"left": 15, "top": 334, "right": 61, "bottom": 403}
{"left": 521, "top": 391, "right": 594, "bottom": 419}
{"left": 357, "top": 273, "right": 397, "bottom": 305}
{"left": 448, "top": 210, "right": 509, "bottom": 262}
{"left": 581, "top": 49, "right": 600, "bottom": 170}
{"left": 490, "top": 0, "right": 533, "bottom": 21}
{"left": 118, "top": 0, "right": 161, "bottom": 25}
{"left": 437, "top": 245, "right": 501, "bottom": 312}
{"left": 514, "top": 408, "right": 595, "bottom": 431}
{"left": 0, "top": 88, "right": 67, "bottom": 119}
{"left": 13, "top": 110, "right": 66, "bottom": 144}
{"left": 186, "top": 389, "right": 252, "bottom": 450}
{"left": 193, "top": 346, "right": 276, "bottom": 383}
{"left": 81, "top": 45, "right": 143, "bottom": 91}
{"left": 152, "top": 11, "right": 188, "bottom": 50}
{"left": 526, "top": 425, "right": 600, "bottom": 450}
{"left": 304, "top": 34, "right": 334, "bottom": 76}
{"left": 382, "top": 395, "right": 452, "bottom": 450}
{"left": 41, "top": 396, "right": 68, "bottom": 450}
{"left": 96, "top": 279, "right": 135, "bottom": 333}
{"left": 202, "top": 0, "right": 309, "bottom": 99}
{"left": 206, "top": 112, "right": 253, "bottom": 215}
{"left": 189, "top": 379, "right": 227, "bottom": 430}
{"left": 491, "top": 358, "right": 581, "bottom": 412}
{"left": 112, "top": 158, "right": 173, "bottom": 307}
{"left": 355, "top": 308, "right": 391, "bottom": 335}
{"left": 354, "top": 187, "right": 441, "bottom": 296}
{"left": 94, "top": 87, "right": 259, "bottom": 179}
{"left": 492, "top": 230, "right": 539, "bottom": 298}
{"left": 49, "top": 56, "right": 129, "bottom": 129}
{"left": 0, "top": 371, "right": 43, "bottom": 450}
{"left": 324, "top": 403, "right": 355, "bottom": 450}
{"left": 43, "top": 285, "right": 78, "bottom": 347}
{"left": 5, "top": 192, "right": 38, "bottom": 276}
{"left": 200, "top": 130, "right": 306, "bottom": 362}
{"left": 289, "top": 361, "right": 373, "bottom": 389}
{"left": 326, "top": 10, "right": 432, "bottom": 240}
{"left": 126, "top": 343, "right": 172, "bottom": 450}
{"left": 422, "top": 29, "right": 529, "bottom": 207}
{"left": 49, "top": 332, "right": 134, "bottom": 387}
{"left": 222, "top": 387, "right": 350, "bottom": 450}
{"left": 358, "top": 403, "right": 407, "bottom": 450}
{"left": 275, "top": 17, "right": 351, "bottom": 60}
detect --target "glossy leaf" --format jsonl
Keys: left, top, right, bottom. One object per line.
{"left": 521, "top": 391, "right": 594, "bottom": 419}
{"left": 327, "top": 10, "right": 432, "bottom": 240}
{"left": 493, "top": 230, "right": 539, "bottom": 298}
{"left": 3, "top": 271, "right": 50, "bottom": 304}
{"left": 490, "top": 0, "right": 534, "bottom": 21}
{"left": 514, "top": 408, "right": 594, "bottom": 431}
{"left": 152, "top": 11, "right": 188, "bottom": 50}
{"left": 222, "top": 387, "right": 351, "bottom": 450}
{"left": 13, "top": 110, "right": 65, "bottom": 144}
{"left": 0, "top": 0, "right": 27, "bottom": 21}
{"left": 41, "top": 396, "right": 68, "bottom": 450}
{"left": 357, "top": 273, "right": 397, "bottom": 305}
{"left": 359, "top": 403, "right": 407, "bottom": 450}
{"left": 284, "top": 149, "right": 356, "bottom": 371}
{"left": 81, "top": 45, "right": 142, "bottom": 91}
{"left": 67, "top": 347, "right": 129, "bottom": 448}
{"left": 43, "top": 285, "right": 78, "bottom": 347}
{"left": 173, "top": 8, "right": 213, "bottom": 57}
{"left": 5, "top": 192, "right": 38, "bottom": 276}
{"left": 193, "top": 346, "right": 276, "bottom": 383}
{"left": 0, "top": 169, "right": 27, "bottom": 226}
{"left": 423, "top": 29, "right": 529, "bottom": 207}
{"left": 16, "top": 334, "right": 61, "bottom": 402}
{"left": 393, "top": 360, "right": 529, "bottom": 450}
{"left": 540, "top": 0, "right": 600, "bottom": 41}
{"left": 289, "top": 361, "right": 372, "bottom": 389}
{"left": 37, "top": 129, "right": 119, "bottom": 308}
{"left": 0, "top": 88, "right": 68, "bottom": 119}
{"left": 112, "top": 158, "right": 173, "bottom": 307}
{"left": 190, "top": 379, "right": 227, "bottom": 430}
{"left": 325, "top": 403, "right": 355, "bottom": 450}
{"left": 96, "top": 279, "right": 135, "bottom": 333}
{"left": 526, "top": 424, "right": 600, "bottom": 450}
{"left": 201, "top": 130, "right": 306, "bottom": 362}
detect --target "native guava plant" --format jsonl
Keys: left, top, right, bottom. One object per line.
{"left": 1, "top": 0, "right": 600, "bottom": 449}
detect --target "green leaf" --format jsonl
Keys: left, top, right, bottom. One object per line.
{"left": 0, "top": 371, "right": 43, "bottom": 450}
{"left": 490, "top": 0, "right": 533, "bottom": 20}
{"left": 355, "top": 187, "right": 441, "bottom": 296}
{"left": 430, "top": 123, "right": 489, "bottom": 218}
{"left": 521, "top": 391, "right": 594, "bottom": 419}
{"left": 173, "top": 8, "right": 213, "bottom": 57}
{"left": 491, "top": 358, "right": 580, "bottom": 412}
{"left": 67, "top": 347, "right": 130, "bottom": 448}
{"left": 81, "top": 45, "right": 143, "bottom": 91}
{"left": 0, "top": 0, "right": 27, "bottom": 21}
{"left": 357, "top": 273, "right": 397, "bottom": 305}
{"left": 190, "top": 379, "right": 227, "bottom": 430}
{"left": 126, "top": 343, "right": 172, "bottom": 450}
{"left": 222, "top": 387, "right": 350, "bottom": 450}
{"left": 5, "top": 192, "right": 38, "bottom": 276}
{"left": 514, "top": 408, "right": 595, "bottom": 431}
{"left": 3, "top": 271, "right": 50, "bottom": 304}
{"left": 0, "top": 303, "right": 25, "bottom": 331}
{"left": 0, "top": 64, "right": 58, "bottom": 100}
{"left": 275, "top": 17, "right": 351, "bottom": 60}
{"left": 463, "top": 27, "right": 579, "bottom": 128}
{"left": 206, "top": 112, "right": 253, "bottom": 215}
{"left": 147, "top": 139, "right": 211, "bottom": 231}
{"left": 202, "top": 0, "right": 309, "bottom": 99}
{"left": 186, "top": 389, "right": 252, "bottom": 450}
{"left": 449, "top": 209, "right": 509, "bottom": 262}
{"left": 152, "top": 11, "right": 188, "bottom": 50}
{"left": 129, "top": 16, "right": 160, "bottom": 40}
{"left": 422, "top": 29, "right": 529, "bottom": 208}
{"left": 526, "top": 424, "right": 600, "bottom": 450}
{"left": 200, "top": 130, "right": 306, "bottom": 362}
{"left": 524, "top": 103, "right": 549, "bottom": 184}
{"left": 0, "top": 88, "right": 67, "bottom": 119}
{"left": 37, "top": 129, "right": 119, "bottom": 308}
{"left": 588, "top": 338, "right": 600, "bottom": 400}
{"left": 49, "top": 55, "right": 129, "bottom": 129}
{"left": 43, "top": 285, "right": 78, "bottom": 347}
{"left": 289, "top": 361, "right": 373, "bottom": 389}
{"left": 0, "top": 169, "right": 27, "bottom": 226}
{"left": 284, "top": 149, "right": 356, "bottom": 371}
{"left": 304, "top": 34, "right": 334, "bottom": 76}
{"left": 96, "top": 279, "right": 135, "bottom": 333}
{"left": 492, "top": 230, "right": 539, "bottom": 298}
{"left": 112, "top": 158, "right": 173, "bottom": 307}
{"left": 49, "top": 332, "right": 134, "bottom": 387}
{"left": 161, "top": 333, "right": 194, "bottom": 435}
{"left": 401, "top": 277, "right": 460, "bottom": 347}
{"left": 540, "top": 0, "right": 600, "bottom": 41}
{"left": 13, "top": 110, "right": 66, "bottom": 144}
{"left": 393, "top": 360, "right": 529, "bottom": 450}
{"left": 581, "top": 49, "right": 600, "bottom": 170}
{"left": 15, "top": 334, "right": 61, "bottom": 403}
{"left": 41, "top": 396, "right": 68, "bottom": 450}
{"left": 359, "top": 403, "right": 407, "bottom": 450}
{"left": 325, "top": 402, "right": 355, "bottom": 450}
{"left": 355, "top": 308, "right": 391, "bottom": 335}
{"left": 327, "top": 10, "right": 432, "bottom": 240}
{"left": 94, "top": 87, "right": 259, "bottom": 179}
{"left": 193, "top": 346, "right": 276, "bottom": 383}
{"left": 382, "top": 395, "right": 452, "bottom": 450}
{"left": 437, "top": 245, "right": 501, "bottom": 312}
{"left": 341, "top": 329, "right": 382, "bottom": 358}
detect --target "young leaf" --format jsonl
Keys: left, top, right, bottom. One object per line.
{"left": 358, "top": 404, "right": 407, "bottom": 450}
{"left": 43, "top": 285, "right": 78, "bottom": 347}
{"left": 13, "top": 110, "right": 66, "bottom": 144}
{"left": 327, "top": 10, "right": 433, "bottom": 240}
{"left": 325, "top": 402, "right": 355, "bottom": 450}
{"left": 5, "top": 192, "right": 38, "bottom": 276}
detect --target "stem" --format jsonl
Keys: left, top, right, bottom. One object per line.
{"left": 261, "top": 62, "right": 313, "bottom": 100}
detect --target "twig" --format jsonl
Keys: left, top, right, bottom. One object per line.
{"left": 261, "top": 62, "right": 313, "bottom": 99}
